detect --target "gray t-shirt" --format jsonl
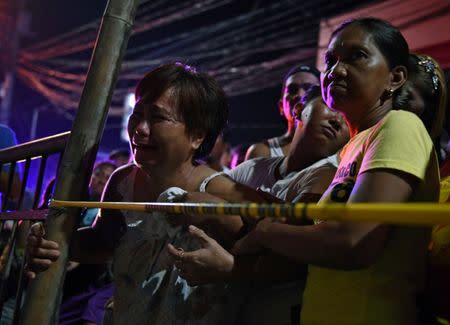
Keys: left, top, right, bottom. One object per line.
{"left": 112, "top": 167, "right": 243, "bottom": 325}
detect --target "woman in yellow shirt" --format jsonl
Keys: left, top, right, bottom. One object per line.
{"left": 172, "top": 18, "right": 440, "bottom": 325}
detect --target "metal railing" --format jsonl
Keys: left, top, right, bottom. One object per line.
{"left": 0, "top": 131, "right": 69, "bottom": 324}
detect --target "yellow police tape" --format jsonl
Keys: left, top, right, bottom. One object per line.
{"left": 50, "top": 200, "right": 450, "bottom": 225}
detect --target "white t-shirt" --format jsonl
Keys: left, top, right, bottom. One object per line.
{"left": 228, "top": 155, "right": 339, "bottom": 202}
{"left": 227, "top": 156, "right": 283, "bottom": 190}
{"left": 226, "top": 154, "right": 339, "bottom": 324}
{"left": 272, "top": 155, "right": 339, "bottom": 202}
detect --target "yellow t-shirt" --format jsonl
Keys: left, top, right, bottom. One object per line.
{"left": 301, "top": 110, "right": 440, "bottom": 325}
{"left": 439, "top": 175, "right": 450, "bottom": 203}
{"left": 430, "top": 176, "right": 450, "bottom": 265}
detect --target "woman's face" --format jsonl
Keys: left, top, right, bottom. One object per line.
{"left": 402, "top": 80, "right": 426, "bottom": 116}
{"left": 321, "top": 25, "right": 392, "bottom": 120}
{"left": 127, "top": 88, "right": 199, "bottom": 169}
{"left": 300, "top": 98, "right": 350, "bottom": 156}
{"left": 89, "top": 165, "right": 115, "bottom": 200}
{"left": 280, "top": 72, "right": 319, "bottom": 122}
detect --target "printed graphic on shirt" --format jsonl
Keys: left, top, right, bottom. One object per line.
{"left": 330, "top": 180, "right": 355, "bottom": 202}
{"left": 328, "top": 160, "right": 358, "bottom": 203}
{"left": 335, "top": 161, "right": 358, "bottom": 179}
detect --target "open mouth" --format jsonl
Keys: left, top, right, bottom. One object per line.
{"left": 132, "top": 142, "right": 157, "bottom": 151}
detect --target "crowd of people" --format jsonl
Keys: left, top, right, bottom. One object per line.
{"left": 18, "top": 17, "right": 450, "bottom": 325}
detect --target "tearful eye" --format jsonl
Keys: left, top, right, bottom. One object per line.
{"left": 150, "top": 113, "right": 179, "bottom": 123}
{"left": 151, "top": 115, "right": 165, "bottom": 121}
{"left": 350, "top": 50, "right": 367, "bottom": 61}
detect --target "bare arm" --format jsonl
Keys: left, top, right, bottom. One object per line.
{"left": 69, "top": 170, "right": 127, "bottom": 263}
{"left": 245, "top": 143, "right": 270, "bottom": 161}
{"left": 206, "top": 174, "right": 269, "bottom": 203}
{"left": 177, "top": 175, "right": 272, "bottom": 244}
{"left": 175, "top": 184, "right": 282, "bottom": 247}
{"left": 234, "top": 169, "right": 417, "bottom": 269}
{"left": 176, "top": 191, "right": 243, "bottom": 248}
{"left": 26, "top": 168, "right": 129, "bottom": 277}
{"left": 167, "top": 225, "right": 305, "bottom": 286}
{"left": 167, "top": 184, "right": 324, "bottom": 285}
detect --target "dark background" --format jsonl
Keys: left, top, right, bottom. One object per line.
{"left": 8, "top": 0, "right": 377, "bottom": 153}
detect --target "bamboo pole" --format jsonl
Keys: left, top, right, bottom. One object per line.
{"left": 50, "top": 200, "right": 450, "bottom": 226}
{"left": 19, "top": 0, "right": 140, "bottom": 324}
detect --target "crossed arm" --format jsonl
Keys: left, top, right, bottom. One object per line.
{"left": 168, "top": 169, "right": 418, "bottom": 285}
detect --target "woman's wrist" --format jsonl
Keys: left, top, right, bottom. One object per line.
{"left": 220, "top": 251, "right": 235, "bottom": 280}
{"left": 253, "top": 219, "right": 274, "bottom": 248}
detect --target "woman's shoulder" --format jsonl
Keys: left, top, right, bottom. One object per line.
{"left": 194, "top": 164, "right": 228, "bottom": 182}
{"left": 245, "top": 142, "right": 271, "bottom": 160}
{"left": 109, "top": 163, "right": 137, "bottom": 182}
{"left": 366, "top": 109, "right": 431, "bottom": 144}
{"left": 192, "top": 164, "right": 236, "bottom": 192}
{"left": 383, "top": 109, "right": 426, "bottom": 129}
{"left": 105, "top": 164, "right": 139, "bottom": 197}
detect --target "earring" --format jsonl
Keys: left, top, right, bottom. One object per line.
{"left": 380, "top": 88, "right": 394, "bottom": 106}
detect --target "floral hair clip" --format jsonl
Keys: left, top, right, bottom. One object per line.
{"left": 417, "top": 58, "right": 439, "bottom": 92}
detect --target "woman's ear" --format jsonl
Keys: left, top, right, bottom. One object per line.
{"left": 190, "top": 133, "right": 205, "bottom": 151}
{"left": 390, "top": 65, "right": 408, "bottom": 92}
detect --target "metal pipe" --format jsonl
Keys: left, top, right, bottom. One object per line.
{"left": 0, "top": 160, "right": 29, "bottom": 320}
{"left": 19, "top": 0, "right": 140, "bottom": 324}
{"left": 32, "top": 155, "right": 48, "bottom": 209}
{"left": 17, "top": 159, "right": 31, "bottom": 210}
{"left": 11, "top": 158, "right": 31, "bottom": 325}
{"left": 1, "top": 162, "right": 16, "bottom": 211}
{"left": 0, "top": 160, "right": 28, "bottom": 317}
{"left": 0, "top": 132, "right": 69, "bottom": 164}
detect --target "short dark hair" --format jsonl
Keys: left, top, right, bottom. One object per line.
{"left": 331, "top": 18, "right": 409, "bottom": 71}
{"left": 283, "top": 64, "right": 320, "bottom": 87}
{"left": 93, "top": 161, "right": 117, "bottom": 173}
{"left": 135, "top": 63, "right": 228, "bottom": 160}
{"left": 220, "top": 127, "right": 231, "bottom": 144}
{"left": 395, "top": 54, "right": 447, "bottom": 141}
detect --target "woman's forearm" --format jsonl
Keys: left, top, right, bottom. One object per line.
{"left": 69, "top": 227, "right": 114, "bottom": 263}
{"left": 228, "top": 253, "right": 306, "bottom": 284}
{"left": 256, "top": 221, "right": 386, "bottom": 269}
